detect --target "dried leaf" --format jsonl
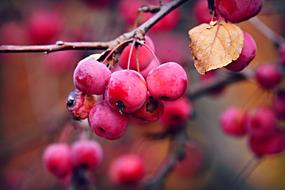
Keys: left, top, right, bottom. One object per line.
{"left": 188, "top": 21, "right": 244, "bottom": 74}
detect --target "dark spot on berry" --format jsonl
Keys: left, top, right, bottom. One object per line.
{"left": 116, "top": 101, "right": 125, "bottom": 112}
{"left": 146, "top": 96, "right": 159, "bottom": 113}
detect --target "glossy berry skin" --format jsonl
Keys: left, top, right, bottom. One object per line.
{"left": 215, "top": 0, "right": 263, "bottom": 23}
{"left": 147, "top": 62, "right": 188, "bottom": 100}
{"left": 106, "top": 70, "right": 147, "bottom": 113}
{"left": 132, "top": 95, "right": 164, "bottom": 122}
{"left": 272, "top": 89, "right": 285, "bottom": 120}
{"left": 220, "top": 107, "right": 247, "bottom": 137}
{"left": 66, "top": 89, "right": 96, "bottom": 120}
{"left": 43, "top": 143, "right": 72, "bottom": 178}
{"left": 255, "top": 64, "right": 282, "bottom": 90}
{"left": 160, "top": 97, "right": 192, "bottom": 128}
{"left": 27, "top": 10, "right": 62, "bottom": 44}
{"left": 109, "top": 154, "right": 144, "bottom": 184}
{"left": 88, "top": 101, "right": 128, "bottom": 140}
{"left": 140, "top": 59, "right": 160, "bottom": 78}
{"left": 71, "top": 140, "right": 103, "bottom": 169}
{"left": 73, "top": 59, "right": 111, "bottom": 95}
{"left": 193, "top": 0, "right": 213, "bottom": 23}
{"left": 246, "top": 107, "right": 277, "bottom": 140}
{"left": 226, "top": 32, "right": 257, "bottom": 72}
{"left": 119, "top": 44, "right": 153, "bottom": 71}
{"left": 248, "top": 130, "right": 285, "bottom": 158}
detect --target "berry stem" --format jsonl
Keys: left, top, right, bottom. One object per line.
{"left": 127, "top": 40, "right": 136, "bottom": 70}
{"left": 135, "top": 46, "right": 140, "bottom": 72}
{"left": 139, "top": 42, "right": 161, "bottom": 65}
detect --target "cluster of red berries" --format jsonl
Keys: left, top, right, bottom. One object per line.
{"left": 67, "top": 36, "right": 188, "bottom": 140}
{"left": 43, "top": 139, "right": 102, "bottom": 179}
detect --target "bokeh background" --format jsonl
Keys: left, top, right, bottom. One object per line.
{"left": 0, "top": 0, "right": 284, "bottom": 189}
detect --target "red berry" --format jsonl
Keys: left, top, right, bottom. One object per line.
{"left": 66, "top": 89, "right": 96, "bottom": 120}
{"left": 248, "top": 130, "right": 285, "bottom": 157}
{"left": 73, "top": 59, "right": 111, "bottom": 95}
{"left": 272, "top": 89, "right": 285, "bottom": 120}
{"left": 140, "top": 59, "right": 160, "bottom": 78}
{"left": 27, "top": 10, "right": 63, "bottom": 44}
{"left": 160, "top": 97, "right": 192, "bottom": 128}
{"left": 88, "top": 101, "right": 129, "bottom": 140}
{"left": 119, "top": 44, "right": 153, "bottom": 71}
{"left": 215, "top": 0, "right": 263, "bottom": 23}
{"left": 43, "top": 143, "right": 72, "bottom": 178}
{"left": 220, "top": 107, "right": 247, "bottom": 137}
{"left": 71, "top": 140, "right": 103, "bottom": 169}
{"left": 150, "top": 9, "right": 180, "bottom": 32}
{"left": 255, "top": 64, "right": 282, "bottom": 90}
{"left": 193, "top": 0, "right": 213, "bottom": 23}
{"left": 106, "top": 70, "right": 147, "bottom": 113}
{"left": 109, "top": 154, "right": 145, "bottom": 184}
{"left": 147, "top": 62, "right": 188, "bottom": 100}
{"left": 132, "top": 95, "right": 164, "bottom": 122}
{"left": 44, "top": 51, "right": 81, "bottom": 74}
{"left": 225, "top": 32, "right": 257, "bottom": 72}
{"left": 278, "top": 42, "right": 285, "bottom": 67}
{"left": 246, "top": 107, "right": 277, "bottom": 139}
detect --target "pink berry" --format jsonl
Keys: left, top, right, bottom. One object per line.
{"left": 71, "top": 140, "right": 103, "bottom": 169}
{"left": 66, "top": 89, "right": 96, "bottom": 120}
{"left": 246, "top": 107, "right": 277, "bottom": 139}
{"left": 119, "top": 44, "right": 153, "bottom": 71}
{"left": 146, "top": 62, "right": 188, "bottom": 100}
{"left": 272, "top": 89, "right": 285, "bottom": 120}
{"left": 132, "top": 95, "right": 164, "bottom": 122}
{"left": 73, "top": 59, "right": 111, "bottom": 95}
{"left": 106, "top": 70, "right": 147, "bottom": 113}
{"left": 255, "top": 64, "right": 282, "bottom": 90}
{"left": 44, "top": 51, "right": 81, "bottom": 74}
{"left": 278, "top": 42, "right": 285, "bottom": 67}
{"left": 140, "top": 59, "right": 160, "bottom": 78}
{"left": 160, "top": 97, "right": 192, "bottom": 128}
{"left": 43, "top": 143, "right": 72, "bottom": 178}
{"left": 109, "top": 154, "right": 145, "bottom": 184}
{"left": 220, "top": 107, "right": 247, "bottom": 137}
{"left": 225, "top": 32, "right": 257, "bottom": 72}
{"left": 193, "top": 0, "right": 213, "bottom": 23}
{"left": 88, "top": 101, "right": 128, "bottom": 140}
{"left": 150, "top": 9, "right": 180, "bottom": 32}
{"left": 215, "top": 0, "right": 263, "bottom": 23}
{"left": 27, "top": 10, "right": 63, "bottom": 44}
{"left": 248, "top": 130, "right": 285, "bottom": 157}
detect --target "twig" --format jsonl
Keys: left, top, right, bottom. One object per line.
{"left": 139, "top": 5, "right": 161, "bottom": 13}
{"left": 0, "top": 0, "right": 190, "bottom": 53}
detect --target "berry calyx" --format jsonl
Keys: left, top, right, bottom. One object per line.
{"left": 109, "top": 154, "right": 145, "bottom": 184}
{"left": 43, "top": 143, "right": 72, "bottom": 179}
{"left": 146, "top": 62, "right": 188, "bottom": 100}
{"left": 71, "top": 139, "right": 103, "bottom": 169}
{"left": 88, "top": 101, "right": 129, "bottom": 140}
{"left": 73, "top": 59, "right": 111, "bottom": 95}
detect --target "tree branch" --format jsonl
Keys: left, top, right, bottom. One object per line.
{"left": 0, "top": 0, "right": 190, "bottom": 53}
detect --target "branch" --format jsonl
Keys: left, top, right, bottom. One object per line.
{"left": 188, "top": 70, "right": 254, "bottom": 101}
{"left": 0, "top": 0, "right": 190, "bottom": 53}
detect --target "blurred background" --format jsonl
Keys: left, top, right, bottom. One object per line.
{"left": 0, "top": 0, "right": 284, "bottom": 189}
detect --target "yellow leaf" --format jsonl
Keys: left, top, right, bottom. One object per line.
{"left": 188, "top": 21, "right": 244, "bottom": 74}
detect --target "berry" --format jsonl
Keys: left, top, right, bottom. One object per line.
{"left": 44, "top": 51, "right": 81, "bottom": 74}
{"left": 248, "top": 130, "right": 285, "bottom": 157}
{"left": 109, "top": 154, "right": 144, "bottom": 184}
{"left": 71, "top": 140, "right": 103, "bottom": 169}
{"left": 220, "top": 107, "right": 247, "bottom": 137}
{"left": 88, "top": 101, "right": 128, "bottom": 140}
{"left": 146, "top": 62, "right": 188, "bottom": 100}
{"left": 279, "top": 42, "right": 285, "bottom": 67}
{"left": 255, "top": 64, "right": 282, "bottom": 90}
{"left": 119, "top": 43, "right": 153, "bottom": 71}
{"left": 73, "top": 59, "right": 111, "bottom": 95}
{"left": 140, "top": 59, "right": 160, "bottom": 78}
{"left": 150, "top": 9, "right": 180, "bottom": 31}
{"left": 132, "top": 95, "right": 164, "bottom": 122}
{"left": 226, "top": 32, "right": 257, "bottom": 72}
{"left": 43, "top": 143, "right": 72, "bottom": 178}
{"left": 160, "top": 97, "right": 192, "bottom": 128}
{"left": 27, "top": 10, "right": 63, "bottom": 44}
{"left": 246, "top": 107, "right": 277, "bottom": 139}
{"left": 66, "top": 89, "right": 96, "bottom": 120}
{"left": 106, "top": 70, "right": 147, "bottom": 113}
{"left": 193, "top": 0, "right": 213, "bottom": 23}
{"left": 215, "top": 0, "right": 263, "bottom": 23}
{"left": 272, "top": 89, "right": 285, "bottom": 120}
